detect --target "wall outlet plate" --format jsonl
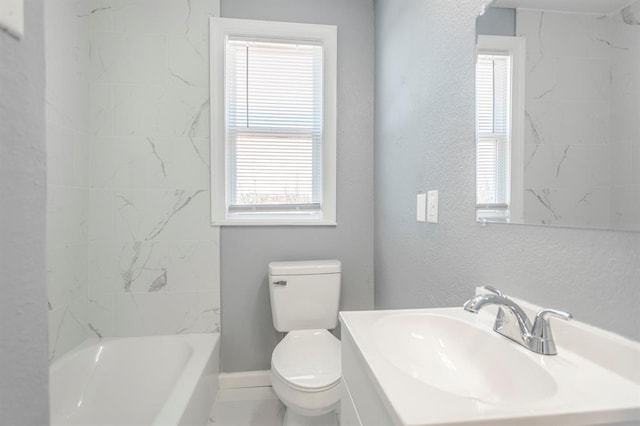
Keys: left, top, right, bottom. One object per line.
{"left": 0, "top": 0, "right": 24, "bottom": 39}
{"left": 427, "top": 190, "right": 438, "bottom": 223}
{"left": 417, "top": 193, "right": 427, "bottom": 222}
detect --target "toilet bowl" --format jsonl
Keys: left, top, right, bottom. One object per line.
{"left": 271, "top": 329, "right": 341, "bottom": 422}
{"left": 268, "top": 260, "right": 342, "bottom": 426}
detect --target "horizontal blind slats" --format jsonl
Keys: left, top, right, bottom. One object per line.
{"left": 226, "top": 38, "right": 323, "bottom": 211}
{"left": 477, "top": 53, "right": 511, "bottom": 207}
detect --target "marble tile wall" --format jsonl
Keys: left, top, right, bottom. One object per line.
{"left": 86, "top": 0, "right": 221, "bottom": 338}
{"left": 518, "top": 9, "right": 613, "bottom": 228}
{"left": 46, "top": 0, "right": 221, "bottom": 361}
{"left": 610, "top": 1, "right": 640, "bottom": 230}
{"left": 518, "top": 5, "right": 640, "bottom": 229}
{"left": 46, "top": 0, "right": 91, "bottom": 361}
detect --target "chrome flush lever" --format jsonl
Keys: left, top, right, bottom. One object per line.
{"left": 273, "top": 280, "right": 287, "bottom": 286}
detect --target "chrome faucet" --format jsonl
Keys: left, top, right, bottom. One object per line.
{"left": 463, "top": 286, "right": 572, "bottom": 355}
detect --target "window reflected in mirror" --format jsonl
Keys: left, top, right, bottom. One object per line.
{"left": 475, "top": 1, "right": 640, "bottom": 231}
{"left": 476, "top": 36, "right": 525, "bottom": 221}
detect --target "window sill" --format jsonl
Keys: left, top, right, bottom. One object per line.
{"left": 476, "top": 208, "right": 510, "bottom": 220}
{"left": 212, "top": 219, "right": 337, "bottom": 227}
{"left": 212, "top": 211, "right": 337, "bottom": 227}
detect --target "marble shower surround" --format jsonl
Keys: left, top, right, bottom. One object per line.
{"left": 46, "top": 0, "right": 91, "bottom": 361}
{"left": 47, "top": 0, "right": 222, "bottom": 360}
{"left": 86, "top": 0, "right": 221, "bottom": 338}
{"left": 518, "top": 3, "right": 640, "bottom": 229}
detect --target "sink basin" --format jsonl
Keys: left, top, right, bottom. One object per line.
{"left": 340, "top": 304, "right": 640, "bottom": 425}
{"left": 371, "top": 313, "right": 557, "bottom": 403}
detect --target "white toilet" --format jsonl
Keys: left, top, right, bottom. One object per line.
{"left": 268, "top": 260, "right": 342, "bottom": 426}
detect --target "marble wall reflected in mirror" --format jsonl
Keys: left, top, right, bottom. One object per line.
{"left": 476, "top": 0, "right": 640, "bottom": 231}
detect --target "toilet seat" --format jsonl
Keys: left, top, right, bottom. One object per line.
{"left": 271, "top": 329, "right": 341, "bottom": 392}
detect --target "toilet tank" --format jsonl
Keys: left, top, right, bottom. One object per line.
{"left": 268, "top": 260, "right": 341, "bottom": 332}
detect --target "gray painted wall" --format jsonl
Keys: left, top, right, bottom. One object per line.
{"left": 0, "top": 0, "right": 50, "bottom": 423}
{"left": 220, "top": 0, "right": 375, "bottom": 372}
{"left": 374, "top": 0, "right": 640, "bottom": 341}
{"left": 476, "top": 7, "right": 515, "bottom": 36}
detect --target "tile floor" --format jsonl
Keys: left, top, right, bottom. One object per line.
{"left": 208, "top": 387, "right": 286, "bottom": 426}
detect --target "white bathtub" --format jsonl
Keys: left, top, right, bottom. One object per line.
{"left": 50, "top": 333, "right": 220, "bottom": 426}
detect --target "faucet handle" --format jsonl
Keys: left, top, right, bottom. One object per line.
{"left": 484, "top": 285, "right": 503, "bottom": 296}
{"left": 532, "top": 308, "right": 572, "bottom": 332}
{"left": 530, "top": 308, "right": 572, "bottom": 355}
{"left": 541, "top": 308, "right": 572, "bottom": 319}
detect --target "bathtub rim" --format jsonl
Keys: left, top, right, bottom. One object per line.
{"left": 154, "top": 333, "right": 219, "bottom": 425}
{"left": 49, "top": 333, "right": 220, "bottom": 426}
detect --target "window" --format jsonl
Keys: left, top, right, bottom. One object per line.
{"left": 210, "top": 18, "right": 337, "bottom": 225}
{"left": 476, "top": 52, "right": 510, "bottom": 208}
{"left": 476, "top": 35, "right": 525, "bottom": 221}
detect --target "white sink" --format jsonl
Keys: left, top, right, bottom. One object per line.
{"left": 340, "top": 301, "right": 640, "bottom": 425}
{"left": 372, "top": 313, "right": 557, "bottom": 403}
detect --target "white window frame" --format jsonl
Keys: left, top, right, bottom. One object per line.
{"left": 476, "top": 35, "right": 525, "bottom": 222}
{"left": 210, "top": 17, "right": 337, "bottom": 226}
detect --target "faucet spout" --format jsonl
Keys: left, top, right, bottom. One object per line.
{"left": 463, "top": 287, "right": 571, "bottom": 355}
{"left": 463, "top": 293, "right": 532, "bottom": 335}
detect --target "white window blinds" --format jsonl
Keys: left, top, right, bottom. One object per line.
{"left": 476, "top": 53, "right": 511, "bottom": 209}
{"left": 225, "top": 37, "right": 323, "bottom": 212}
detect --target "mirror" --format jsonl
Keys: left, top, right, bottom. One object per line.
{"left": 475, "top": 0, "right": 640, "bottom": 231}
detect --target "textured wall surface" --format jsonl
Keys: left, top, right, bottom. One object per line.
{"left": 0, "top": 0, "right": 50, "bottom": 423}
{"left": 45, "top": 0, "right": 91, "bottom": 361}
{"left": 374, "top": 0, "right": 640, "bottom": 341}
{"left": 85, "top": 0, "right": 221, "bottom": 338}
{"left": 220, "top": 0, "right": 375, "bottom": 372}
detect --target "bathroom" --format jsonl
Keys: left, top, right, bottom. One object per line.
{"left": 0, "top": 0, "right": 638, "bottom": 424}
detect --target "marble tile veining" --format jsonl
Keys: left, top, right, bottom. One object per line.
{"left": 517, "top": 4, "right": 640, "bottom": 229}
{"left": 47, "top": 0, "right": 221, "bottom": 357}
{"left": 86, "top": 0, "right": 221, "bottom": 339}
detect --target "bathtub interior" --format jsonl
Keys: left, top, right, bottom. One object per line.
{"left": 50, "top": 334, "right": 220, "bottom": 426}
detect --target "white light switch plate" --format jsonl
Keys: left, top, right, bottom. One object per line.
{"left": 416, "top": 193, "right": 427, "bottom": 222}
{"left": 427, "top": 190, "right": 438, "bottom": 223}
{"left": 0, "top": 0, "right": 24, "bottom": 39}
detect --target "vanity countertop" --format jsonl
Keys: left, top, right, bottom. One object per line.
{"left": 339, "top": 305, "right": 640, "bottom": 426}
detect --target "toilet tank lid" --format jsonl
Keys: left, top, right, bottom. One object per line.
{"left": 269, "top": 259, "right": 341, "bottom": 276}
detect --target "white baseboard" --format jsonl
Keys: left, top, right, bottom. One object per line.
{"left": 218, "top": 370, "right": 271, "bottom": 390}
{"left": 215, "top": 387, "right": 279, "bottom": 402}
